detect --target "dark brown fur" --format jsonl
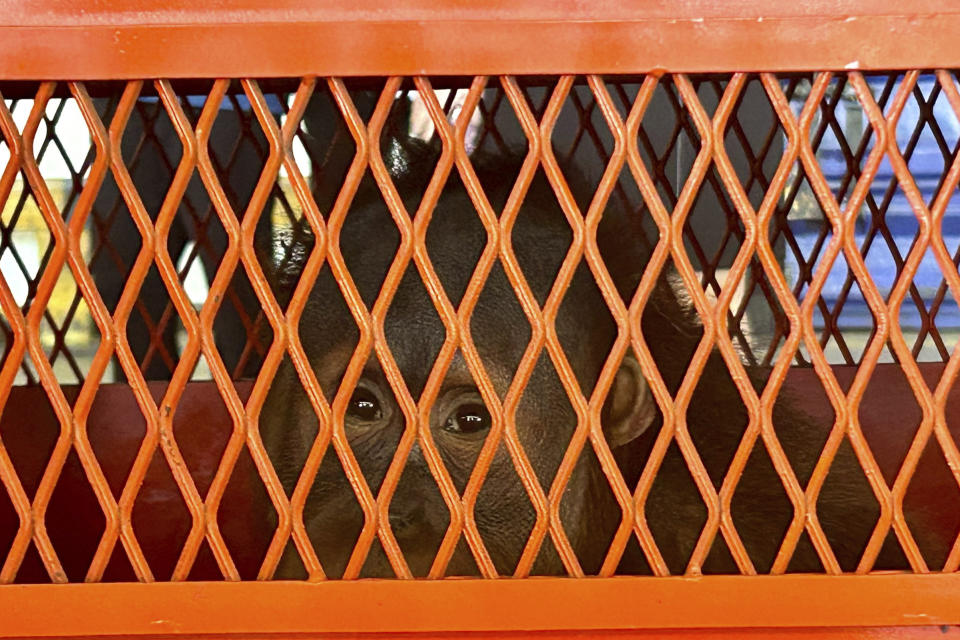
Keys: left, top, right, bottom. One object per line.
{"left": 261, "top": 140, "right": 933, "bottom": 577}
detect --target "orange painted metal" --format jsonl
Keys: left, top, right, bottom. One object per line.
{"left": 10, "top": 632, "right": 957, "bottom": 640}
{"left": 1, "top": 576, "right": 960, "bottom": 637}
{"left": 0, "top": 1, "right": 958, "bottom": 78}
{"left": 36, "top": 632, "right": 960, "bottom": 640}
{"left": 0, "top": 2, "right": 958, "bottom": 638}
{"left": 0, "top": 68, "right": 956, "bottom": 634}
{"left": 5, "top": 363, "right": 959, "bottom": 583}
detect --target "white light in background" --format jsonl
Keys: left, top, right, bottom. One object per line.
{"left": 280, "top": 93, "right": 314, "bottom": 180}
{"left": 176, "top": 240, "right": 211, "bottom": 308}
{"left": 0, "top": 98, "right": 93, "bottom": 310}
{"left": 406, "top": 89, "right": 484, "bottom": 154}
{"left": 0, "top": 99, "right": 92, "bottom": 179}
{"left": 0, "top": 234, "right": 39, "bottom": 306}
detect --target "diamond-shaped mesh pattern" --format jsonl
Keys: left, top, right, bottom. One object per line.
{"left": 0, "top": 72, "right": 960, "bottom": 584}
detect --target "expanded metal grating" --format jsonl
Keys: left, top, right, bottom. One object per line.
{"left": 0, "top": 71, "right": 959, "bottom": 585}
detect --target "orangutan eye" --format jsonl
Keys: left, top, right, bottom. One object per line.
{"left": 347, "top": 386, "right": 383, "bottom": 423}
{"left": 444, "top": 402, "right": 491, "bottom": 434}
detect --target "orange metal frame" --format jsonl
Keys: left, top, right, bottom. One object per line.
{"left": 2, "top": 575, "right": 960, "bottom": 637}
{"left": 1, "top": 1, "right": 960, "bottom": 638}
{"left": 0, "top": 1, "right": 959, "bottom": 78}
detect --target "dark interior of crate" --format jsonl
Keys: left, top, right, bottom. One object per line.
{"left": 1, "top": 74, "right": 960, "bottom": 581}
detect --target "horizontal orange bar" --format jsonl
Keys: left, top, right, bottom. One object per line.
{"left": 0, "top": 10, "right": 959, "bottom": 78}
{"left": 0, "top": 575, "right": 958, "bottom": 637}
{"left": 8, "top": 626, "right": 960, "bottom": 640}
{"left": 4, "top": 0, "right": 956, "bottom": 26}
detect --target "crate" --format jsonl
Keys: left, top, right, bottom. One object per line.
{"left": 0, "top": 2, "right": 959, "bottom": 638}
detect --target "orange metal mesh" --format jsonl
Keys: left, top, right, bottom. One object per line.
{"left": 0, "top": 71, "right": 960, "bottom": 632}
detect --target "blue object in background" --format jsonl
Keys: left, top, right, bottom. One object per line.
{"left": 784, "top": 75, "right": 960, "bottom": 352}
{"left": 139, "top": 93, "right": 285, "bottom": 114}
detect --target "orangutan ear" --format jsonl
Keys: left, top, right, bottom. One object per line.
{"left": 604, "top": 354, "right": 656, "bottom": 449}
